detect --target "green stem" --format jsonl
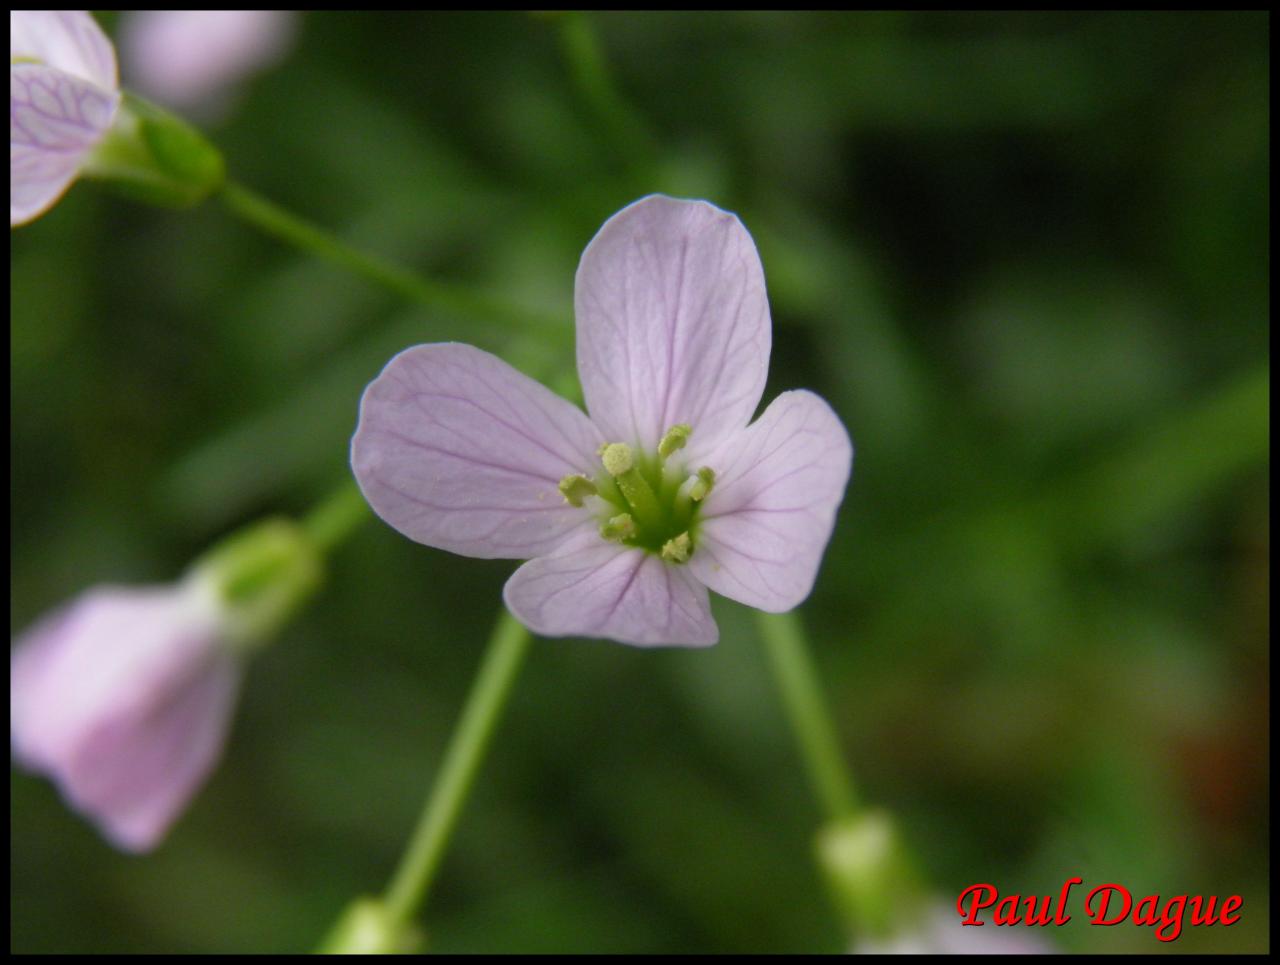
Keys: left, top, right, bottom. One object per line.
{"left": 756, "top": 610, "right": 859, "bottom": 821}
{"left": 382, "top": 610, "right": 534, "bottom": 926}
{"left": 219, "top": 179, "right": 564, "bottom": 336}
{"left": 302, "top": 481, "right": 372, "bottom": 554}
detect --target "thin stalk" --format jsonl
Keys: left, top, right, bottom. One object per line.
{"left": 382, "top": 611, "right": 534, "bottom": 925}
{"left": 756, "top": 609, "right": 859, "bottom": 821}
{"left": 301, "top": 481, "right": 372, "bottom": 554}
{"left": 219, "top": 179, "right": 565, "bottom": 336}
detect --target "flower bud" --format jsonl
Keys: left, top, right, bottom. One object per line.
{"left": 10, "top": 517, "right": 322, "bottom": 851}
{"left": 119, "top": 11, "right": 298, "bottom": 119}
{"left": 10, "top": 575, "right": 238, "bottom": 852}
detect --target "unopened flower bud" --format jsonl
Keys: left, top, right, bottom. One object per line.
{"left": 10, "top": 517, "right": 322, "bottom": 850}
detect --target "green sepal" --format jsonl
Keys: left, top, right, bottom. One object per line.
{"left": 81, "top": 93, "right": 224, "bottom": 209}
{"left": 189, "top": 517, "right": 322, "bottom": 654}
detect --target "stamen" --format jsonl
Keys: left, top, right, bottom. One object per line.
{"left": 591, "top": 437, "right": 713, "bottom": 562}
{"left": 689, "top": 467, "right": 716, "bottom": 502}
{"left": 558, "top": 474, "right": 598, "bottom": 507}
{"left": 657, "top": 423, "right": 691, "bottom": 460}
{"left": 599, "top": 443, "right": 634, "bottom": 477}
{"left": 600, "top": 513, "right": 636, "bottom": 542}
{"left": 661, "top": 532, "right": 692, "bottom": 564}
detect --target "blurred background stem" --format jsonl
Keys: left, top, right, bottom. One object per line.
{"left": 219, "top": 179, "right": 564, "bottom": 336}
{"left": 550, "top": 12, "right": 656, "bottom": 186}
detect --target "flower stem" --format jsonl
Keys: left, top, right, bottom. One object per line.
{"left": 756, "top": 610, "right": 859, "bottom": 821}
{"left": 382, "top": 610, "right": 534, "bottom": 927}
{"left": 301, "top": 481, "right": 372, "bottom": 555}
{"left": 218, "top": 179, "right": 565, "bottom": 336}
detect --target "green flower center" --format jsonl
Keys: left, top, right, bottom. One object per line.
{"left": 559, "top": 424, "right": 716, "bottom": 564}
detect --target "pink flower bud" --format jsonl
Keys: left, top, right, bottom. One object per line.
{"left": 120, "top": 10, "right": 298, "bottom": 116}
{"left": 10, "top": 578, "right": 239, "bottom": 852}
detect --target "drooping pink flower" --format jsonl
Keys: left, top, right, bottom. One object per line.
{"left": 10, "top": 10, "right": 120, "bottom": 226}
{"left": 10, "top": 578, "right": 239, "bottom": 852}
{"left": 119, "top": 10, "right": 297, "bottom": 117}
{"left": 352, "top": 195, "right": 853, "bottom": 647}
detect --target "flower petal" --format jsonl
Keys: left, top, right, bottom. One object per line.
{"left": 351, "top": 343, "right": 606, "bottom": 560}
{"left": 10, "top": 62, "right": 119, "bottom": 225}
{"left": 689, "top": 390, "right": 852, "bottom": 612}
{"left": 62, "top": 648, "right": 240, "bottom": 852}
{"left": 10, "top": 10, "right": 118, "bottom": 91}
{"left": 575, "top": 195, "right": 771, "bottom": 456}
{"left": 11, "top": 583, "right": 225, "bottom": 771}
{"left": 504, "top": 535, "right": 719, "bottom": 647}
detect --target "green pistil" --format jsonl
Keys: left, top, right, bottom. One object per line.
{"left": 600, "top": 443, "right": 663, "bottom": 530}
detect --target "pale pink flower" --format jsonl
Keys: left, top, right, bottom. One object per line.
{"left": 119, "top": 10, "right": 297, "bottom": 116}
{"left": 10, "top": 10, "right": 120, "bottom": 225}
{"left": 10, "top": 578, "right": 239, "bottom": 852}
{"left": 352, "top": 195, "right": 853, "bottom": 647}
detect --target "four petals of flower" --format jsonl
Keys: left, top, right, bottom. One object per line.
{"left": 352, "top": 195, "right": 853, "bottom": 647}
{"left": 10, "top": 11, "right": 120, "bottom": 226}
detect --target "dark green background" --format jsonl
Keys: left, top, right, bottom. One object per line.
{"left": 10, "top": 11, "right": 1269, "bottom": 953}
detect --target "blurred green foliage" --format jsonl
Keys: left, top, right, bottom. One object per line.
{"left": 10, "top": 11, "right": 1268, "bottom": 954}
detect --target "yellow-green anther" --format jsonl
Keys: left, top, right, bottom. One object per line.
{"left": 658, "top": 423, "right": 692, "bottom": 460}
{"left": 689, "top": 467, "right": 716, "bottom": 502}
{"left": 661, "top": 532, "right": 692, "bottom": 564}
{"left": 600, "top": 442, "right": 635, "bottom": 477}
{"left": 600, "top": 513, "right": 636, "bottom": 542}
{"left": 12, "top": 56, "right": 41, "bottom": 66}
{"left": 558, "top": 473, "right": 597, "bottom": 507}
